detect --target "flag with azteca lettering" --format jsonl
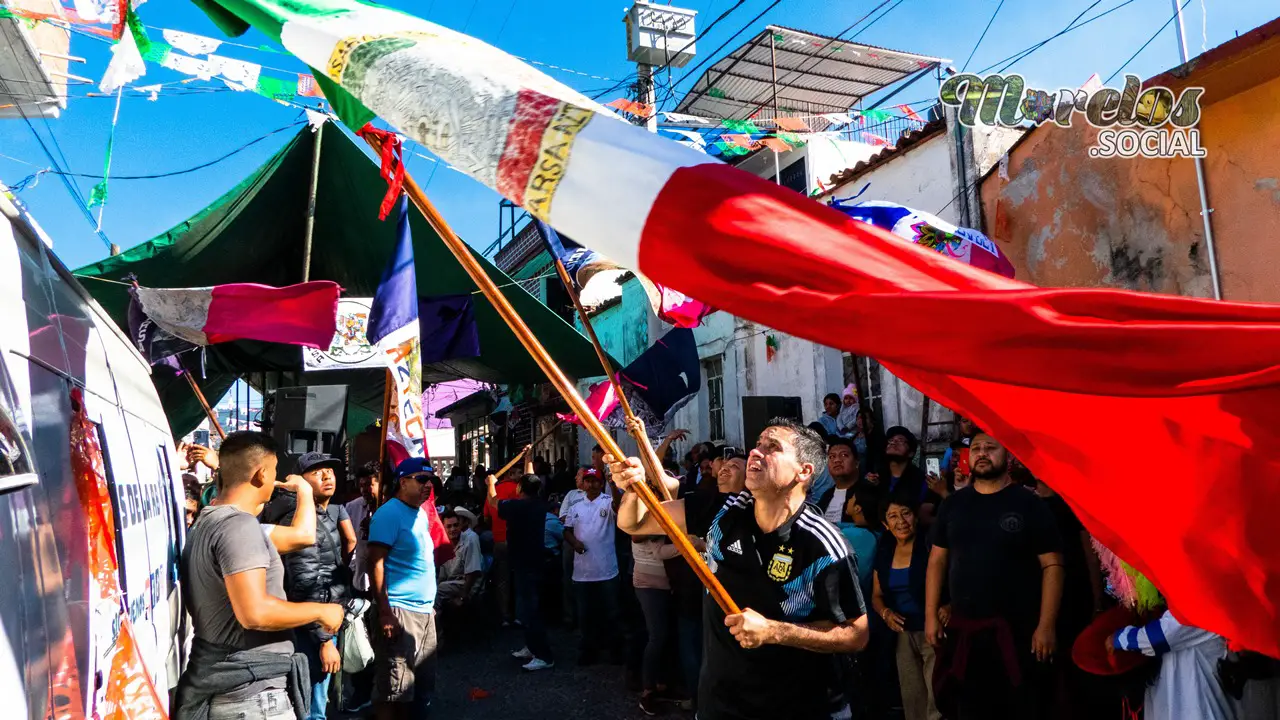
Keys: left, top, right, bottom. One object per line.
{"left": 367, "top": 196, "right": 426, "bottom": 459}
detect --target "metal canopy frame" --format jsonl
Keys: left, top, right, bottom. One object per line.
{"left": 674, "top": 25, "right": 942, "bottom": 131}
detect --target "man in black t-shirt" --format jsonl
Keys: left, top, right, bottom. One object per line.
{"left": 925, "top": 430, "right": 1063, "bottom": 720}
{"left": 611, "top": 419, "right": 869, "bottom": 720}
{"left": 488, "top": 472, "right": 554, "bottom": 671}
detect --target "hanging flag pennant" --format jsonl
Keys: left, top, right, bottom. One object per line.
{"left": 863, "top": 109, "right": 892, "bottom": 124}
{"left": 256, "top": 75, "right": 297, "bottom": 101}
{"left": 161, "top": 51, "right": 216, "bottom": 80}
{"left": 861, "top": 131, "right": 891, "bottom": 146}
{"left": 194, "top": 0, "right": 1280, "bottom": 656}
{"left": 773, "top": 117, "right": 809, "bottom": 132}
{"left": 758, "top": 137, "right": 791, "bottom": 152}
{"left": 162, "top": 28, "right": 223, "bottom": 56}
{"left": 209, "top": 55, "right": 261, "bottom": 87}
{"left": 722, "top": 133, "right": 754, "bottom": 149}
{"left": 662, "top": 128, "right": 705, "bottom": 146}
{"left": 367, "top": 196, "right": 426, "bottom": 459}
{"left": 131, "top": 281, "right": 340, "bottom": 347}
{"left": 820, "top": 113, "right": 855, "bottom": 126}
{"left": 719, "top": 118, "right": 759, "bottom": 134}
{"left": 141, "top": 40, "right": 171, "bottom": 64}
{"left": 829, "top": 200, "right": 1016, "bottom": 278}
{"left": 296, "top": 73, "right": 324, "bottom": 97}
{"left": 558, "top": 327, "right": 701, "bottom": 438}
{"left": 712, "top": 141, "right": 749, "bottom": 157}
{"left": 98, "top": 9, "right": 146, "bottom": 92}
{"left": 661, "top": 111, "right": 709, "bottom": 124}
{"left": 777, "top": 131, "right": 805, "bottom": 147}
{"left": 895, "top": 104, "right": 923, "bottom": 122}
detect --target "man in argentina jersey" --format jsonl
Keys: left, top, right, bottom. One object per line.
{"left": 611, "top": 418, "right": 870, "bottom": 720}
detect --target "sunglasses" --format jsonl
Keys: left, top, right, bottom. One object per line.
{"left": 401, "top": 473, "right": 430, "bottom": 482}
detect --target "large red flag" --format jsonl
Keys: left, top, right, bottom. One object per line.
{"left": 636, "top": 164, "right": 1280, "bottom": 657}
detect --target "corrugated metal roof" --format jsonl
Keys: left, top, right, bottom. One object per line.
{"left": 674, "top": 25, "right": 942, "bottom": 131}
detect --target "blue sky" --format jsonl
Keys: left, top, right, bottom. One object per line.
{"left": 2, "top": 0, "right": 1275, "bottom": 272}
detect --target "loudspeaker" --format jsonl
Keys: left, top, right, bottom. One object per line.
{"left": 741, "top": 395, "right": 803, "bottom": 448}
{"left": 271, "top": 385, "right": 348, "bottom": 466}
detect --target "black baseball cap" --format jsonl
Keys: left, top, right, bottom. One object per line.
{"left": 296, "top": 451, "right": 343, "bottom": 474}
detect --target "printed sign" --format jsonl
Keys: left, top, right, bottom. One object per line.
{"left": 303, "top": 297, "right": 382, "bottom": 371}
{"left": 939, "top": 73, "right": 1207, "bottom": 159}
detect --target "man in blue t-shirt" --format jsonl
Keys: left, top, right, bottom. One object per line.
{"left": 368, "top": 458, "right": 438, "bottom": 719}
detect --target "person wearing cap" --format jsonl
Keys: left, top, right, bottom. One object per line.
{"left": 368, "top": 457, "right": 439, "bottom": 719}
{"left": 259, "top": 450, "right": 357, "bottom": 720}
{"left": 866, "top": 426, "right": 943, "bottom": 525}
{"left": 436, "top": 508, "right": 483, "bottom": 607}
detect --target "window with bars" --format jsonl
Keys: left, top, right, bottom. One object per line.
{"left": 704, "top": 356, "right": 725, "bottom": 442}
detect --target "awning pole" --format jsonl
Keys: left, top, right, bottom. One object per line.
{"left": 770, "top": 31, "right": 782, "bottom": 186}
{"left": 550, "top": 256, "right": 673, "bottom": 501}
{"left": 186, "top": 372, "right": 227, "bottom": 441}
{"left": 362, "top": 133, "right": 737, "bottom": 615}
{"left": 301, "top": 124, "right": 324, "bottom": 282}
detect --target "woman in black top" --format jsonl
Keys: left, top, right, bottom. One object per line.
{"left": 871, "top": 499, "right": 945, "bottom": 720}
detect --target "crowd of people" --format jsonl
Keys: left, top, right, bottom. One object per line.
{"left": 169, "top": 389, "right": 1279, "bottom": 720}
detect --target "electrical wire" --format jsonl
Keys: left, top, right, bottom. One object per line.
{"left": 655, "top": 0, "right": 793, "bottom": 109}
{"left": 1106, "top": 0, "right": 1193, "bottom": 84}
{"left": 982, "top": 1, "right": 1104, "bottom": 73}
{"left": 0, "top": 40, "right": 109, "bottom": 248}
{"left": 961, "top": 0, "right": 1006, "bottom": 72}
{"left": 8, "top": 121, "right": 304, "bottom": 190}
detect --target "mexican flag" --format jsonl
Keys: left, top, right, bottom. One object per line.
{"left": 194, "top": 0, "right": 1280, "bottom": 657}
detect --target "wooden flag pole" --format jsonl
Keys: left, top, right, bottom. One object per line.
{"left": 492, "top": 419, "right": 563, "bottom": 478}
{"left": 363, "top": 134, "right": 738, "bottom": 615}
{"left": 550, "top": 256, "right": 673, "bottom": 501}
{"left": 377, "top": 368, "right": 393, "bottom": 485}
{"left": 185, "top": 372, "right": 227, "bottom": 441}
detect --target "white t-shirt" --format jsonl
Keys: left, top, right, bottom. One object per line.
{"left": 564, "top": 493, "right": 619, "bottom": 582}
{"left": 823, "top": 487, "right": 850, "bottom": 524}
{"left": 559, "top": 488, "right": 587, "bottom": 521}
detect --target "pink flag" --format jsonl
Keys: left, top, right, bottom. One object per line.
{"left": 132, "top": 281, "right": 340, "bottom": 347}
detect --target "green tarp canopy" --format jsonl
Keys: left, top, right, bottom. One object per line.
{"left": 76, "top": 121, "right": 612, "bottom": 437}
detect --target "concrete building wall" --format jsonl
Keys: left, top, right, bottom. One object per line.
{"left": 828, "top": 134, "right": 958, "bottom": 222}
{"left": 980, "top": 24, "right": 1280, "bottom": 302}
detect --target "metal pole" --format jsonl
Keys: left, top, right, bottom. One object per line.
{"left": 301, "top": 121, "right": 324, "bottom": 282}
{"left": 1171, "top": 0, "right": 1222, "bottom": 300}
{"left": 770, "top": 32, "right": 782, "bottom": 185}
{"left": 638, "top": 63, "right": 658, "bottom": 133}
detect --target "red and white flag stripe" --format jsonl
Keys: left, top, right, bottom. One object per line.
{"left": 134, "top": 281, "right": 340, "bottom": 348}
